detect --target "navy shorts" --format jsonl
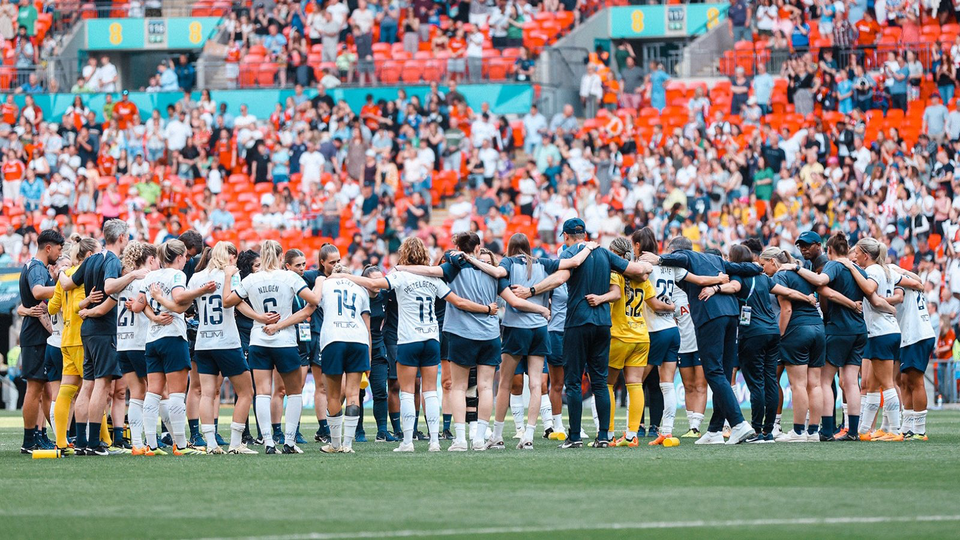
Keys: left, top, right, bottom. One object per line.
{"left": 447, "top": 333, "right": 501, "bottom": 368}
{"left": 385, "top": 339, "right": 398, "bottom": 380}
{"left": 196, "top": 348, "right": 249, "bottom": 378}
{"left": 865, "top": 333, "right": 901, "bottom": 361}
{"left": 119, "top": 350, "right": 147, "bottom": 378}
{"left": 146, "top": 337, "right": 192, "bottom": 374}
{"left": 84, "top": 334, "right": 120, "bottom": 380}
{"left": 780, "top": 324, "right": 826, "bottom": 367}
{"left": 44, "top": 345, "right": 62, "bottom": 382}
{"left": 248, "top": 345, "right": 301, "bottom": 374}
{"left": 678, "top": 351, "right": 701, "bottom": 368}
{"left": 826, "top": 333, "right": 865, "bottom": 368}
{"left": 321, "top": 342, "right": 370, "bottom": 375}
{"left": 502, "top": 326, "right": 550, "bottom": 357}
{"left": 82, "top": 346, "right": 95, "bottom": 382}
{"left": 648, "top": 327, "right": 681, "bottom": 367}
{"left": 900, "top": 337, "right": 934, "bottom": 373}
{"left": 397, "top": 340, "right": 441, "bottom": 368}
{"left": 546, "top": 331, "right": 564, "bottom": 367}
{"left": 300, "top": 338, "right": 320, "bottom": 368}
{"left": 21, "top": 345, "right": 46, "bottom": 382}
{"left": 440, "top": 331, "right": 451, "bottom": 360}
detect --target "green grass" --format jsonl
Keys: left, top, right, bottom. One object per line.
{"left": 1, "top": 409, "right": 959, "bottom": 539}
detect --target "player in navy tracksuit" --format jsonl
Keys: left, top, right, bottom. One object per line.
{"left": 640, "top": 236, "right": 763, "bottom": 445}
{"left": 514, "top": 218, "right": 652, "bottom": 448}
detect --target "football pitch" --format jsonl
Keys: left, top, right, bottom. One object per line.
{"left": 1, "top": 409, "right": 959, "bottom": 540}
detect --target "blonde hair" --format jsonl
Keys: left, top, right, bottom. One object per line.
{"left": 70, "top": 237, "right": 100, "bottom": 266}
{"left": 259, "top": 240, "right": 284, "bottom": 271}
{"left": 759, "top": 246, "right": 792, "bottom": 265}
{"left": 398, "top": 237, "right": 429, "bottom": 266}
{"left": 122, "top": 241, "right": 157, "bottom": 271}
{"left": 207, "top": 241, "right": 238, "bottom": 271}
{"left": 855, "top": 237, "right": 889, "bottom": 279}
{"left": 158, "top": 239, "right": 187, "bottom": 267}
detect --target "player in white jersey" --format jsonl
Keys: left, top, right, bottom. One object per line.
{"left": 336, "top": 237, "right": 498, "bottom": 452}
{"left": 152, "top": 242, "right": 266, "bottom": 454}
{"left": 838, "top": 238, "right": 904, "bottom": 441}
{"left": 127, "top": 240, "right": 214, "bottom": 455}
{"left": 886, "top": 264, "right": 933, "bottom": 440}
{"left": 270, "top": 263, "right": 371, "bottom": 453}
{"left": 114, "top": 242, "right": 157, "bottom": 454}
{"left": 227, "top": 240, "right": 320, "bottom": 455}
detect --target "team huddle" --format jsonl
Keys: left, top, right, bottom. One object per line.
{"left": 15, "top": 216, "right": 935, "bottom": 456}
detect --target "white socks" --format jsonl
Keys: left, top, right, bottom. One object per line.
{"left": 230, "top": 421, "right": 244, "bottom": 448}
{"left": 552, "top": 413, "right": 566, "bottom": 434}
{"left": 842, "top": 403, "right": 849, "bottom": 429}
{"left": 343, "top": 413, "right": 359, "bottom": 450}
{"left": 423, "top": 391, "right": 440, "bottom": 443}
{"left": 143, "top": 392, "right": 161, "bottom": 448}
{"left": 687, "top": 411, "right": 704, "bottom": 431}
{"left": 329, "top": 412, "right": 343, "bottom": 448}
{"left": 474, "top": 420, "right": 488, "bottom": 446}
{"left": 284, "top": 394, "right": 303, "bottom": 445}
{"left": 129, "top": 398, "right": 144, "bottom": 449}
{"left": 159, "top": 398, "right": 172, "bottom": 435}
{"left": 168, "top": 393, "right": 187, "bottom": 448}
{"left": 510, "top": 394, "right": 524, "bottom": 430}
{"left": 860, "top": 393, "right": 881, "bottom": 434}
{"left": 588, "top": 395, "right": 599, "bottom": 431}
{"left": 455, "top": 422, "right": 466, "bottom": 444}
{"left": 49, "top": 402, "right": 56, "bottom": 435}
{"left": 524, "top": 423, "right": 535, "bottom": 443}
{"left": 660, "top": 382, "right": 677, "bottom": 436}
{"left": 201, "top": 423, "right": 216, "bottom": 449}
{"left": 901, "top": 409, "right": 915, "bottom": 435}
{"left": 915, "top": 410, "right": 927, "bottom": 435}
{"left": 881, "top": 389, "right": 901, "bottom": 434}
{"left": 255, "top": 395, "right": 274, "bottom": 447}
{"left": 539, "top": 395, "right": 553, "bottom": 431}
{"left": 399, "top": 391, "right": 415, "bottom": 445}
{"left": 493, "top": 420, "right": 505, "bottom": 441}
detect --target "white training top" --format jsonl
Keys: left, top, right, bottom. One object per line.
{"left": 384, "top": 271, "right": 451, "bottom": 345}
{"left": 672, "top": 268, "right": 698, "bottom": 354}
{"left": 190, "top": 268, "right": 242, "bottom": 351}
{"left": 235, "top": 269, "right": 307, "bottom": 348}
{"left": 864, "top": 264, "right": 901, "bottom": 338}
{"left": 644, "top": 265, "right": 679, "bottom": 333}
{"left": 319, "top": 278, "right": 371, "bottom": 350}
{"left": 889, "top": 265, "right": 936, "bottom": 347}
{"left": 141, "top": 268, "right": 188, "bottom": 343}
{"left": 116, "top": 278, "right": 147, "bottom": 352}
{"left": 46, "top": 307, "right": 63, "bottom": 348}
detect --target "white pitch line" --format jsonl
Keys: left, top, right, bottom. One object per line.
{"left": 193, "top": 514, "right": 960, "bottom": 540}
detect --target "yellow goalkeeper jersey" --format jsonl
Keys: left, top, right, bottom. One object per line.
{"left": 609, "top": 273, "right": 655, "bottom": 344}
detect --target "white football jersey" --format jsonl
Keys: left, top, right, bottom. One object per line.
{"left": 863, "top": 264, "right": 901, "bottom": 338}
{"left": 384, "top": 271, "right": 451, "bottom": 345}
{"left": 46, "top": 307, "right": 63, "bottom": 348}
{"left": 141, "top": 268, "right": 188, "bottom": 343}
{"left": 319, "top": 278, "right": 371, "bottom": 350}
{"left": 889, "top": 265, "right": 936, "bottom": 347}
{"left": 190, "top": 269, "right": 242, "bottom": 350}
{"left": 644, "top": 265, "right": 679, "bottom": 333}
{"left": 116, "top": 278, "right": 147, "bottom": 352}
{"left": 236, "top": 269, "right": 308, "bottom": 348}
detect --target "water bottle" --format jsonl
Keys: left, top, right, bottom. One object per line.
{"left": 32, "top": 448, "right": 60, "bottom": 459}
{"left": 936, "top": 394, "right": 943, "bottom": 409}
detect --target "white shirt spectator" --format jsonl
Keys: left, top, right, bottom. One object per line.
{"left": 96, "top": 61, "right": 119, "bottom": 92}
{"left": 163, "top": 119, "right": 192, "bottom": 151}
{"left": 478, "top": 146, "right": 499, "bottom": 177}
{"left": 299, "top": 150, "right": 325, "bottom": 188}
{"left": 351, "top": 6, "right": 375, "bottom": 33}
{"left": 579, "top": 72, "right": 603, "bottom": 101}
{"left": 449, "top": 199, "right": 473, "bottom": 234}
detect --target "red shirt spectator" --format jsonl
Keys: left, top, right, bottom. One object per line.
{"left": 113, "top": 93, "right": 138, "bottom": 130}
{"left": 2, "top": 157, "right": 25, "bottom": 182}
{"left": 1, "top": 97, "right": 18, "bottom": 125}
{"left": 855, "top": 13, "right": 881, "bottom": 47}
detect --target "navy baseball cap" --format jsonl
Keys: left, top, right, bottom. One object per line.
{"left": 795, "top": 231, "right": 822, "bottom": 245}
{"left": 562, "top": 218, "right": 586, "bottom": 235}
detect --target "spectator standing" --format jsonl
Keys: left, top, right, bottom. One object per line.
{"left": 95, "top": 55, "right": 118, "bottom": 93}
{"left": 887, "top": 53, "right": 909, "bottom": 111}
{"left": 753, "top": 63, "right": 774, "bottom": 114}
{"left": 158, "top": 61, "right": 178, "bottom": 91}
{"left": 522, "top": 104, "right": 547, "bottom": 155}
{"left": 0, "top": 0, "right": 16, "bottom": 41}
{"left": 619, "top": 56, "right": 644, "bottom": 110}
{"left": 923, "top": 93, "right": 949, "bottom": 143}
{"left": 648, "top": 61, "right": 669, "bottom": 112}
{"left": 175, "top": 54, "right": 196, "bottom": 93}
{"left": 16, "top": 0, "right": 35, "bottom": 37}
{"left": 466, "top": 26, "right": 485, "bottom": 83}
{"left": 351, "top": 0, "right": 376, "bottom": 85}
{"left": 580, "top": 63, "right": 603, "bottom": 119}
{"left": 728, "top": 0, "right": 751, "bottom": 42}
{"left": 377, "top": 0, "right": 399, "bottom": 44}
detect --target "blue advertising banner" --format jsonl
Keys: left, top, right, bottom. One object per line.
{"left": 609, "top": 3, "right": 728, "bottom": 39}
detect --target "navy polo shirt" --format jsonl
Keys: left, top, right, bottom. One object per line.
{"left": 774, "top": 270, "right": 824, "bottom": 329}
{"left": 560, "top": 244, "right": 629, "bottom": 329}
{"left": 19, "top": 258, "right": 52, "bottom": 346}
{"left": 733, "top": 274, "right": 780, "bottom": 339}
{"left": 72, "top": 250, "right": 123, "bottom": 337}
{"left": 821, "top": 260, "right": 868, "bottom": 336}
{"left": 370, "top": 289, "right": 387, "bottom": 359}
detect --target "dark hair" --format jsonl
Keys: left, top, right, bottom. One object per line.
{"left": 825, "top": 232, "right": 849, "bottom": 256}
{"left": 704, "top": 248, "right": 723, "bottom": 257}
{"left": 729, "top": 244, "right": 753, "bottom": 263}
{"left": 319, "top": 243, "right": 340, "bottom": 264}
{"left": 237, "top": 249, "right": 260, "bottom": 279}
{"left": 193, "top": 246, "right": 213, "bottom": 273}
{"left": 38, "top": 229, "right": 65, "bottom": 249}
{"left": 741, "top": 237, "right": 764, "bottom": 255}
{"left": 455, "top": 231, "right": 482, "bottom": 254}
{"left": 178, "top": 230, "right": 204, "bottom": 253}
{"left": 631, "top": 227, "right": 658, "bottom": 254}
{"left": 362, "top": 264, "right": 382, "bottom": 277}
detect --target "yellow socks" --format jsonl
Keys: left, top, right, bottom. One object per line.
{"left": 54, "top": 384, "right": 78, "bottom": 449}
{"left": 627, "top": 383, "right": 645, "bottom": 435}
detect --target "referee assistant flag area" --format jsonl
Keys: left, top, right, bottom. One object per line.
{"left": 1, "top": 409, "right": 958, "bottom": 539}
